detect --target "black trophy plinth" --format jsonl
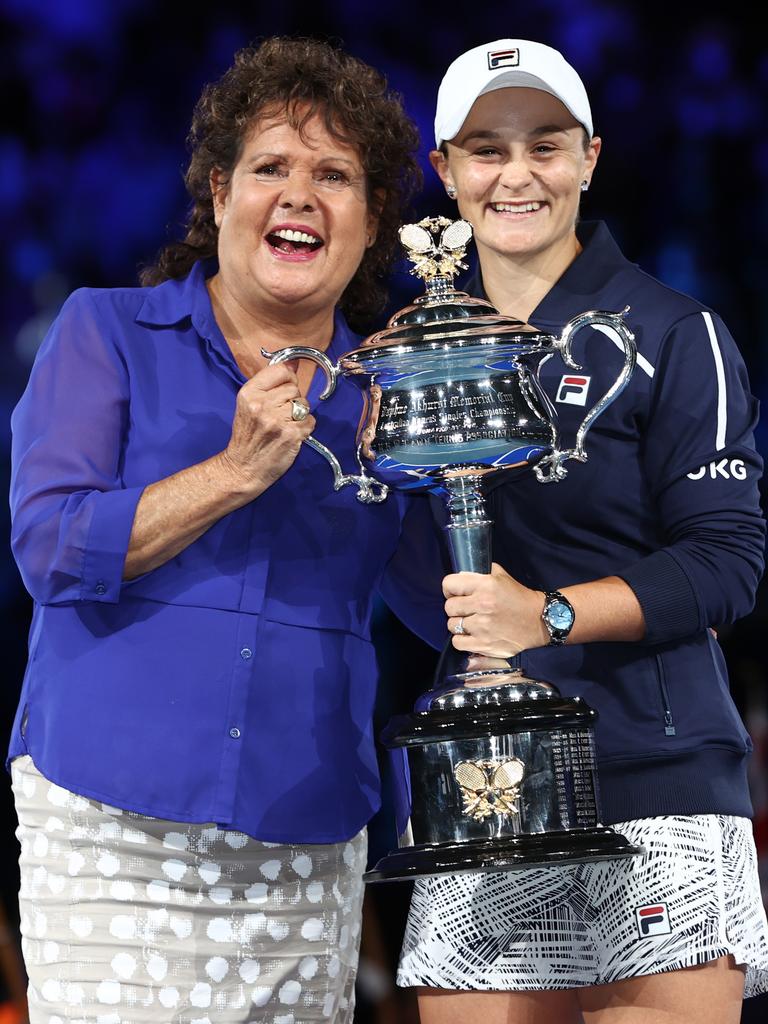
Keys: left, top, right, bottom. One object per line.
{"left": 364, "top": 688, "right": 642, "bottom": 883}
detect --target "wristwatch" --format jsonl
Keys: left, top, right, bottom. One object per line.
{"left": 542, "top": 590, "right": 575, "bottom": 646}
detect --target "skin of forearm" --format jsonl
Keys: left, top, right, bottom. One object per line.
{"left": 122, "top": 363, "right": 314, "bottom": 581}
{"left": 446, "top": 567, "right": 647, "bottom": 657}
{"left": 558, "top": 576, "right": 646, "bottom": 645}
{"left": 123, "top": 452, "right": 260, "bottom": 580}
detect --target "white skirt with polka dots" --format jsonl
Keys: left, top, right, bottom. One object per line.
{"left": 11, "top": 754, "right": 366, "bottom": 1023}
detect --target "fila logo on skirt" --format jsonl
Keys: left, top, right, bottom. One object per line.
{"left": 487, "top": 48, "right": 520, "bottom": 70}
{"left": 556, "top": 375, "right": 591, "bottom": 406}
{"left": 635, "top": 903, "right": 672, "bottom": 938}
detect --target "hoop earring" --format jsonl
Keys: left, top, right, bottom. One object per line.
{"left": 580, "top": 180, "right": 589, "bottom": 192}
{"left": 446, "top": 185, "right": 457, "bottom": 199}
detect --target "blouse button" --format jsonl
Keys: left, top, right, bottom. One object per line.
{"left": 240, "top": 647, "right": 253, "bottom": 660}
{"left": 95, "top": 581, "right": 106, "bottom": 595}
{"left": 229, "top": 727, "right": 241, "bottom": 739}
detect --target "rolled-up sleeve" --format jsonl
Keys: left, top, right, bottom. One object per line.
{"left": 10, "top": 289, "right": 145, "bottom": 604}
{"left": 618, "top": 311, "right": 765, "bottom": 643}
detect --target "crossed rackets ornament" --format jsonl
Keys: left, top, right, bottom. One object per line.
{"left": 398, "top": 216, "right": 473, "bottom": 283}
{"left": 454, "top": 757, "right": 525, "bottom": 822}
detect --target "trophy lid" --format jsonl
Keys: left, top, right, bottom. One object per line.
{"left": 354, "top": 217, "right": 544, "bottom": 351}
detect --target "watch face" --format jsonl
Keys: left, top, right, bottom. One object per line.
{"left": 547, "top": 600, "right": 574, "bottom": 631}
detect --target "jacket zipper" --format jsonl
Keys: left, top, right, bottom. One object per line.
{"left": 655, "top": 655, "right": 676, "bottom": 736}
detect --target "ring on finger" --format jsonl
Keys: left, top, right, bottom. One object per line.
{"left": 291, "top": 399, "right": 309, "bottom": 422}
{"left": 453, "top": 616, "right": 466, "bottom": 635}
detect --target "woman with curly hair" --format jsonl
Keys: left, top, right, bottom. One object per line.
{"left": 8, "top": 37, "right": 442, "bottom": 1023}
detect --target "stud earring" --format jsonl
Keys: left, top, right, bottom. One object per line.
{"left": 446, "top": 185, "right": 457, "bottom": 199}
{"left": 580, "top": 180, "right": 589, "bottom": 192}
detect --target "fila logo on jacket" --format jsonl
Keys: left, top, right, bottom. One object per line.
{"left": 555, "top": 375, "right": 591, "bottom": 406}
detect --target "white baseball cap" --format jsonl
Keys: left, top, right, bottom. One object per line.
{"left": 434, "top": 38, "right": 593, "bottom": 147}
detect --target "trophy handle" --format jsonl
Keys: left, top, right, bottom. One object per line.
{"left": 265, "top": 347, "right": 389, "bottom": 504}
{"left": 534, "top": 308, "right": 637, "bottom": 483}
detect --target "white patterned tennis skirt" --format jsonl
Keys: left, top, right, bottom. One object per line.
{"left": 12, "top": 755, "right": 367, "bottom": 1023}
{"left": 397, "top": 814, "right": 768, "bottom": 996}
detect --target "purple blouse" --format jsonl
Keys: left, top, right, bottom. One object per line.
{"left": 9, "top": 263, "right": 446, "bottom": 842}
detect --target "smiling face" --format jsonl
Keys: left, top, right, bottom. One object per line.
{"left": 432, "top": 88, "right": 600, "bottom": 272}
{"left": 210, "top": 107, "right": 378, "bottom": 323}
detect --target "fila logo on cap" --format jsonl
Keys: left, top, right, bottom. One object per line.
{"left": 635, "top": 903, "right": 671, "bottom": 938}
{"left": 487, "top": 48, "right": 520, "bottom": 70}
{"left": 556, "top": 375, "right": 591, "bottom": 406}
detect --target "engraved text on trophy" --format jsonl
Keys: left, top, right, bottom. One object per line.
{"left": 375, "top": 375, "right": 552, "bottom": 454}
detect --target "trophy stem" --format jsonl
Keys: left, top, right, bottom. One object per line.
{"left": 443, "top": 474, "right": 492, "bottom": 575}
{"left": 428, "top": 473, "right": 528, "bottom": 693}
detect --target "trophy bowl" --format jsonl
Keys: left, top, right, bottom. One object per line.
{"left": 268, "top": 217, "right": 644, "bottom": 881}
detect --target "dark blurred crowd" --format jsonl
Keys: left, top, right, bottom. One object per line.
{"left": 1, "top": 1, "right": 767, "bottom": 1020}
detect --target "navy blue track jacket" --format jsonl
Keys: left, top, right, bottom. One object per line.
{"left": 469, "top": 221, "right": 765, "bottom": 825}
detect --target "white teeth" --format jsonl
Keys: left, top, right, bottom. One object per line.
{"left": 492, "top": 202, "right": 542, "bottom": 213}
{"left": 272, "top": 228, "right": 320, "bottom": 244}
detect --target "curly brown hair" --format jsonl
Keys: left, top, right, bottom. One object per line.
{"left": 140, "top": 37, "right": 422, "bottom": 331}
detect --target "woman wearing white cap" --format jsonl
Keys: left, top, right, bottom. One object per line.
{"left": 396, "top": 38, "right": 768, "bottom": 1023}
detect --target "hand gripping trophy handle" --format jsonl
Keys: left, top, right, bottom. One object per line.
{"left": 264, "top": 347, "right": 389, "bottom": 504}
{"left": 534, "top": 308, "right": 637, "bottom": 482}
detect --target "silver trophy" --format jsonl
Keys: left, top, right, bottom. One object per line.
{"left": 269, "top": 217, "right": 643, "bottom": 880}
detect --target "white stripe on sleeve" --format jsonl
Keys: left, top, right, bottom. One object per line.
{"left": 591, "top": 324, "right": 655, "bottom": 378}
{"left": 702, "top": 311, "right": 727, "bottom": 451}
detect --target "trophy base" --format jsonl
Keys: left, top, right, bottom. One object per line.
{"left": 363, "top": 827, "right": 643, "bottom": 883}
